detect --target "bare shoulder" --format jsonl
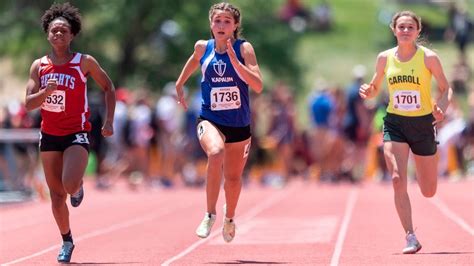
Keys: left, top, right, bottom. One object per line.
{"left": 31, "top": 58, "right": 41, "bottom": 69}
{"left": 28, "top": 58, "right": 41, "bottom": 75}
{"left": 241, "top": 41, "right": 255, "bottom": 54}
{"left": 377, "top": 48, "right": 394, "bottom": 59}
{"left": 79, "top": 53, "right": 102, "bottom": 75}
{"left": 420, "top": 46, "right": 440, "bottom": 64}
{"left": 375, "top": 48, "right": 393, "bottom": 67}
{"left": 194, "top": 40, "right": 207, "bottom": 55}
{"left": 81, "top": 53, "right": 99, "bottom": 64}
{"left": 420, "top": 46, "right": 437, "bottom": 57}
{"left": 241, "top": 41, "right": 254, "bottom": 49}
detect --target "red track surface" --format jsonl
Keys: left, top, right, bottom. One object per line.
{"left": 1, "top": 178, "right": 473, "bottom": 265}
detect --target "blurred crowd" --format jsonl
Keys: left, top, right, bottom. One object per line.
{"left": 0, "top": 1, "right": 473, "bottom": 200}
{"left": 278, "top": 0, "right": 333, "bottom": 33}
{"left": 2, "top": 58, "right": 473, "bottom": 198}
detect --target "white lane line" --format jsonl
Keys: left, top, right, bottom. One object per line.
{"left": 431, "top": 196, "right": 474, "bottom": 236}
{"left": 330, "top": 188, "right": 359, "bottom": 266}
{"left": 161, "top": 184, "right": 300, "bottom": 266}
{"left": 1, "top": 202, "right": 194, "bottom": 266}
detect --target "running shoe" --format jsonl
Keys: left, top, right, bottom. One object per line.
{"left": 402, "top": 233, "right": 422, "bottom": 254}
{"left": 222, "top": 204, "right": 236, "bottom": 243}
{"left": 70, "top": 185, "right": 84, "bottom": 207}
{"left": 57, "top": 241, "right": 75, "bottom": 263}
{"left": 195, "top": 212, "right": 216, "bottom": 238}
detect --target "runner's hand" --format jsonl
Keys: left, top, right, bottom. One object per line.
{"left": 432, "top": 103, "right": 444, "bottom": 125}
{"left": 45, "top": 79, "right": 58, "bottom": 96}
{"left": 359, "top": 83, "right": 374, "bottom": 99}
{"left": 101, "top": 121, "right": 114, "bottom": 137}
{"left": 226, "top": 39, "right": 238, "bottom": 66}
{"left": 176, "top": 85, "right": 188, "bottom": 110}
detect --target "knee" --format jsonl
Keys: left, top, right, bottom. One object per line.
{"left": 391, "top": 174, "right": 401, "bottom": 186}
{"left": 421, "top": 186, "right": 437, "bottom": 198}
{"left": 224, "top": 176, "right": 242, "bottom": 188}
{"left": 392, "top": 175, "right": 407, "bottom": 193}
{"left": 63, "top": 180, "right": 81, "bottom": 195}
{"left": 49, "top": 191, "right": 67, "bottom": 208}
{"left": 207, "top": 147, "right": 224, "bottom": 162}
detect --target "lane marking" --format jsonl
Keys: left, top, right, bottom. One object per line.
{"left": 431, "top": 196, "right": 474, "bottom": 236}
{"left": 1, "top": 202, "right": 194, "bottom": 265}
{"left": 208, "top": 216, "right": 338, "bottom": 245}
{"left": 161, "top": 184, "right": 300, "bottom": 266}
{"left": 330, "top": 188, "right": 359, "bottom": 266}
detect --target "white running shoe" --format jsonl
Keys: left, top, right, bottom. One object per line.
{"left": 402, "top": 233, "right": 422, "bottom": 254}
{"left": 222, "top": 204, "right": 236, "bottom": 243}
{"left": 195, "top": 212, "right": 216, "bottom": 238}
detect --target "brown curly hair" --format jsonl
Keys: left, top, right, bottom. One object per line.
{"left": 390, "top": 10, "right": 422, "bottom": 31}
{"left": 41, "top": 2, "right": 82, "bottom": 36}
{"left": 209, "top": 2, "right": 242, "bottom": 39}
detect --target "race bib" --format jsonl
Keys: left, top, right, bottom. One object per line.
{"left": 392, "top": 90, "right": 421, "bottom": 111}
{"left": 42, "top": 90, "right": 66, "bottom": 112}
{"left": 210, "top": 86, "right": 241, "bottom": 111}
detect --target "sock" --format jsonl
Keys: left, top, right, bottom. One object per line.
{"left": 224, "top": 217, "right": 233, "bottom": 223}
{"left": 61, "top": 230, "right": 73, "bottom": 243}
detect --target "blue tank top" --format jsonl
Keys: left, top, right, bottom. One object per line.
{"left": 199, "top": 39, "right": 250, "bottom": 127}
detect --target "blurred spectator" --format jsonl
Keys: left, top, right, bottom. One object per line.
{"left": 279, "top": 0, "right": 309, "bottom": 23}
{"left": 437, "top": 98, "right": 466, "bottom": 178}
{"left": 181, "top": 90, "right": 206, "bottom": 187}
{"left": 310, "top": 0, "right": 333, "bottom": 31}
{"left": 458, "top": 87, "right": 474, "bottom": 176}
{"left": 247, "top": 90, "right": 272, "bottom": 184}
{"left": 278, "top": 0, "right": 310, "bottom": 32}
{"left": 97, "top": 87, "right": 131, "bottom": 189}
{"left": 451, "top": 55, "right": 472, "bottom": 95}
{"left": 125, "top": 91, "right": 154, "bottom": 187}
{"left": 88, "top": 91, "right": 106, "bottom": 180}
{"left": 154, "top": 82, "right": 184, "bottom": 187}
{"left": 0, "top": 101, "right": 45, "bottom": 198}
{"left": 445, "top": 3, "right": 472, "bottom": 56}
{"left": 278, "top": 0, "right": 333, "bottom": 33}
{"left": 264, "top": 82, "right": 297, "bottom": 185}
{"left": 291, "top": 129, "right": 313, "bottom": 179}
{"left": 364, "top": 94, "right": 389, "bottom": 182}
{"left": 342, "top": 65, "right": 373, "bottom": 181}
{"left": 309, "top": 84, "right": 348, "bottom": 182}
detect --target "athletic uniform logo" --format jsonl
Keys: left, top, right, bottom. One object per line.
{"left": 213, "top": 60, "right": 226, "bottom": 77}
{"left": 243, "top": 141, "right": 251, "bottom": 158}
{"left": 197, "top": 123, "right": 205, "bottom": 140}
{"left": 72, "top": 133, "right": 89, "bottom": 144}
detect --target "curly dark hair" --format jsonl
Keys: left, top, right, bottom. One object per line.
{"left": 41, "top": 2, "right": 82, "bottom": 35}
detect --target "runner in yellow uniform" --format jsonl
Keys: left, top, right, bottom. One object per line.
{"left": 359, "top": 10, "right": 453, "bottom": 254}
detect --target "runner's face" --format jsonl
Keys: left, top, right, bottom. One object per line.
{"left": 211, "top": 10, "right": 237, "bottom": 40}
{"left": 393, "top": 16, "right": 420, "bottom": 44}
{"left": 47, "top": 18, "right": 74, "bottom": 47}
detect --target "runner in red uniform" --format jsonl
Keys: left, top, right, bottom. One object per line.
{"left": 38, "top": 52, "right": 92, "bottom": 136}
{"left": 24, "top": 3, "right": 115, "bottom": 263}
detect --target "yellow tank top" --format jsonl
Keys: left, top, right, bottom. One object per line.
{"left": 384, "top": 46, "right": 433, "bottom": 116}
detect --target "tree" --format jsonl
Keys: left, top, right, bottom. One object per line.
{"left": 0, "top": 0, "right": 302, "bottom": 92}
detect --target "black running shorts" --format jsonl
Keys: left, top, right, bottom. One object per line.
{"left": 197, "top": 117, "right": 251, "bottom": 143}
{"left": 39, "top": 131, "right": 90, "bottom": 152}
{"left": 383, "top": 113, "right": 437, "bottom": 156}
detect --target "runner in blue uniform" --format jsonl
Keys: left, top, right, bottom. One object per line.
{"left": 175, "top": 2, "right": 263, "bottom": 243}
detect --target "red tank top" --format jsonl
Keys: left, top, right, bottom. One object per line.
{"left": 39, "top": 53, "right": 90, "bottom": 136}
